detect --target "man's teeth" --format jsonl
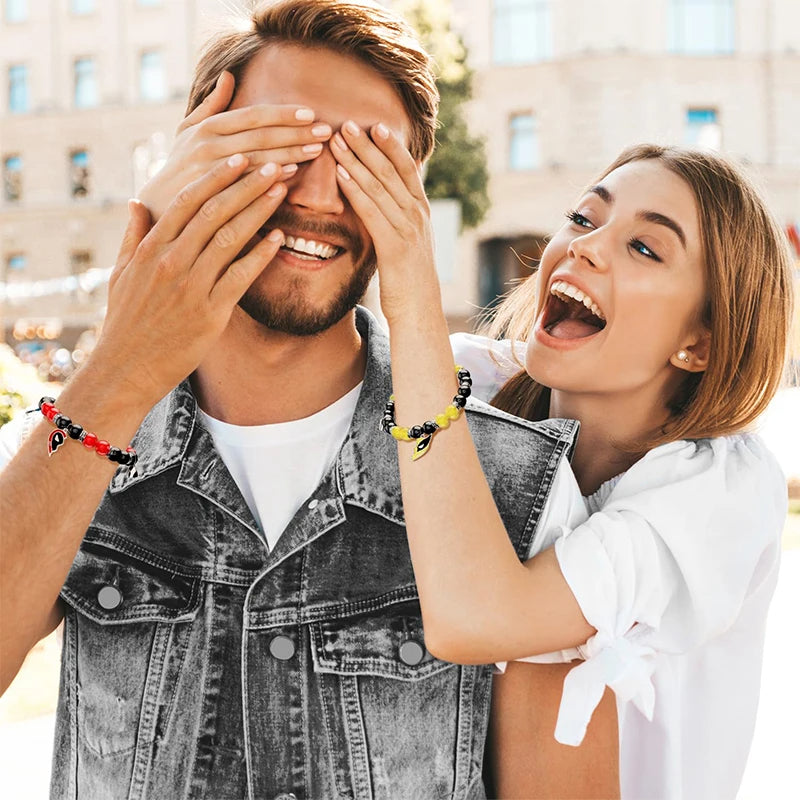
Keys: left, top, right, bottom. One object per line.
{"left": 550, "top": 280, "right": 606, "bottom": 321}
{"left": 283, "top": 234, "right": 338, "bottom": 259}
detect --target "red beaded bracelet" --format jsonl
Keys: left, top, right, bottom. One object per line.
{"left": 31, "top": 396, "right": 138, "bottom": 475}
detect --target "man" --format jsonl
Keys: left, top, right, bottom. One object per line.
{"left": 0, "top": 2, "right": 575, "bottom": 797}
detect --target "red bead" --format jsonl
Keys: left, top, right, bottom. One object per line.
{"left": 95, "top": 440, "right": 111, "bottom": 456}
{"left": 45, "top": 406, "right": 59, "bottom": 422}
{"left": 82, "top": 433, "right": 98, "bottom": 449}
{"left": 41, "top": 402, "right": 54, "bottom": 417}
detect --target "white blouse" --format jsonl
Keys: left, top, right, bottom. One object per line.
{"left": 451, "top": 332, "right": 787, "bottom": 800}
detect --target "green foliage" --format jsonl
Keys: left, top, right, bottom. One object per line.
{"left": 399, "top": 0, "right": 490, "bottom": 229}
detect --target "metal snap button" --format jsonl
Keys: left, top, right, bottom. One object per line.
{"left": 274, "top": 793, "right": 297, "bottom": 800}
{"left": 307, "top": 499, "right": 319, "bottom": 510}
{"left": 97, "top": 585, "right": 122, "bottom": 610}
{"left": 269, "top": 635, "right": 296, "bottom": 661}
{"left": 398, "top": 639, "right": 425, "bottom": 666}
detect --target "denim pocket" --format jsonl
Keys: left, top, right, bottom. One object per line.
{"left": 60, "top": 537, "right": 202, "bottom": 759}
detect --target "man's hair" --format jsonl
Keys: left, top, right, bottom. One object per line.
{"left": 186, "top": 0, "right": 439, "bottom": 161}
{"left": 487, "top": 144, "right": 795, "bottom": 451}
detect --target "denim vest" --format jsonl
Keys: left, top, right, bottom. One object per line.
{"left": 51, "top": 308, "right": 578, "bottom": 800}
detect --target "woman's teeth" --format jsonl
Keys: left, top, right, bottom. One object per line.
{"left": 550, "top": 280, "right": 605, "bottom": 322}
{"left": 282, "top": 234, "right": 339, "bottom": 260}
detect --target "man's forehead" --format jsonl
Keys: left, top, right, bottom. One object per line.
{"left": 234, "top": 43, "right": 411, "bottom": 143}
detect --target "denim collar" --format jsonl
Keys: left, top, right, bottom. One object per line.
{"left": 109, "top": 306, "right": 403, "bottom": 530}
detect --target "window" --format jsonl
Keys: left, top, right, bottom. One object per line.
{"left": 509, "top": 113, "right": 540, "bottom": 171}
{"left": 4, "top": 155, "right": 22, "bottom": 202}
{"left": 493, "top": 0, "right": 551, "bottom": 65}
{"left": 70, "top": 149, "right": 90, "bottom": 197}
{"left": 6, "top": 253, "right": 27, "bottom": 272}
{"left": 8, "top": 64, "right": 29, "bottom": 113}
{"left": 70, "top": 250, "right": 95, "bottom": 300}
{"left": 685, "top": 108, "right": 721, "bottom": 150}
{"left": 4, "top": 0, "right": 27, "bottom": 23}
{"left": 669, "top": 0, "right": 735, "bottom": 54}
{"left": 70, "top": 0, "right": 94, "bottom": 13}
{"left": 139, "top": 51, "right": 165, "bottom": 102}
{"left": 73, "top": 57, "right": 98, "bottom": 108}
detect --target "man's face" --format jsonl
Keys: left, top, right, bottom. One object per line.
{"left": 230, "top": 44, "right": 412, "bottom": 336}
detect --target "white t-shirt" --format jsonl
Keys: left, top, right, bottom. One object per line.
{"left": 451, "top": 331, "right": 786, "bottom": 800}
{"left": 197, "top": 383, "right": 361, "bottom": 551}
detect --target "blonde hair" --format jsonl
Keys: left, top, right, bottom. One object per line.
{"left": 488, "top": 144, "right": 795, "bottom": 450}
{"left": 186, "top": 0, "right": 439, "bottom": 161}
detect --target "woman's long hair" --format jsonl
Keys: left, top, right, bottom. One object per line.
{"left": 486, "top": 144, "right": 795, "bottom": 450}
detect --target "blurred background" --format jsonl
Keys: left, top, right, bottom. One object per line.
{"left": 1, "top": 0, "right": 799, "bottom": 798}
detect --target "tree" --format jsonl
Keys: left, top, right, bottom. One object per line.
{"left": 398, "top": 0, "right": 490, "bottom": 230}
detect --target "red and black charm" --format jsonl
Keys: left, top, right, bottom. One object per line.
{"left": 47, "top": 428, "right": 67, "bottom": 456}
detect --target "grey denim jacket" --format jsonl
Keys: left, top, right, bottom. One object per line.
{"left": 50, "top": 308, "right": 578, "bottom": 800}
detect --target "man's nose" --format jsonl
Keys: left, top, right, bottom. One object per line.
{"left": 568, "top": 229, "right": 610, "bottom": 272}
{"left": 284, "top": 145, "right": 345, "bottom": 216}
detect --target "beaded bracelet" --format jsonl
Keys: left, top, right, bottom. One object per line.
{"left": 380, "top": 366, "right": 472, "bottom": 461}
{"left": 30, "top": 396, "right": 138, "bottom": 475}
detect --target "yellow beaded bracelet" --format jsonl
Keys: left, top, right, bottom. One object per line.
{"left": 380, "top": 365, "right": 472, "bottom": 461}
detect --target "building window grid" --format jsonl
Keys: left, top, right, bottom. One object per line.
{"left": 4, "top": 0, "right": 27, "bottom": 23}
{"left": 668, "top": 0, "right": 735, "bottom": 55}
{"left": 6, "top": 253, "right": 27, "bottom": 272}
{"left": 509, "top": 113, "right": 540, "bottom": 171}
{"left": 70, "top": 0, "right": 95, "bottom": 14}
{"left": 139, "top": 50, "right": 166, "bottom": 102}
{"left": 685, "top": 108, "right": 722, "bottom": 150}
{"left": 70, "top": 149, "right": 90, "bottom": 198}
{"left": 8, "top": 64, "right": 29, "bottom": 113}
{"left": 3, "top": 155, "right": 22, "bottom": 202}
{"left": 74, "top": 57, "right": 98, "bottom": 109}
{"left": 493, "top": 0, "right": 552, "bottom": 65}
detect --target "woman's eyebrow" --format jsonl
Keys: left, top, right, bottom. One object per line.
{"left": 587, "top": 184, "right": 687, "bottom": 249}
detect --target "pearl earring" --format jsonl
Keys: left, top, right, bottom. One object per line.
{"left": 677, "top": 350, "right": 690, "bottom": 363}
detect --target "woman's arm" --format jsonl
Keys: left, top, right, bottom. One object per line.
{"left": 331, "top": 122, "right": 595, "bottom": 663}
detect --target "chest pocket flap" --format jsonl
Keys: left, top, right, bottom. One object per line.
{"left": 60, "top": 538, "right": 202, "bottom": 625}
{"left": 310, "top": 600, "right": 453, "bottom": 681}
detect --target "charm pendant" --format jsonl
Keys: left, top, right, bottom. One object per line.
{"left": 47, "top": 429, "right": 67, "bottom": 456}
{"left": 411, "top": 434, "right": 433, "bottom": 461}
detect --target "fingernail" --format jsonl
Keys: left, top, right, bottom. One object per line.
{"left": 303, "top": 143, "right": 323, "bottom": 154}
{"left": 267, "top": 183, "right": 285, "bottom": 197}
{"left": 332, "top": 132, "right": 348, "bottom": 151}
{"left": 228, "top": 153, "right": 245, "bottom": 167}
{"left": 312, "top": 123, "right": 332, "bottom": 137}
{"left": 281, "top": 163, "right": 298, "bottom": 175}
{"left": 267, "top": 229, "right": 284, "bottom": 242}
{"left": 336, "top": 164, "right": 351, "bottom": 181}
{"left": 375, "top": 123, "right": 389, "bottom": 140}
{"left": 295, "top": 108, "right": 315, "bottom": 121}
{"left": 260, "top": 162, "right": 277, "bottom": 176}
{"left": 344, "top": 120, "right": 360, "bottom": 136}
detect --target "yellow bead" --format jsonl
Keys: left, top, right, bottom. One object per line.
{"left": 390, "top": 426, "right": 408, "bottom": 440}
{"left": 445, "top": 404, "right": 460, "bottom": 420}
{"left": 435, "top": 413, "right": 450, "bottom": 429}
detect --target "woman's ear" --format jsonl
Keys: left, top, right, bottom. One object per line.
{"left": 670, "top": 328, "right": 710, "bottom": 373}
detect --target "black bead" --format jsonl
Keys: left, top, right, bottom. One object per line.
{"left": 39, "top": 396, "right": 56, "bottom": 410}
{"left": 422, "top": 420, "right": 438, "bottom": 434}
{"left": 107, "top": 447, "right": 122, "bottom": 462}
{"left": 54, "top": 414, "right": 72, "bottom": 429}
{"left": 453, "top": 394, "right": 467, "bottom": 408}
{"left": 458, "top": 385, "right": 471, "bottom": 398}
{"left": 457, "top": 369, "right": 470, "bottom": 381}
{"left": 408, "top": 425, "right": 424, "bottom": 439}
{"left": 117, "top": 452, "right": 130, "bottom": 465}
{"left": 67, "top": 424, "right": 83, "bottom": 440}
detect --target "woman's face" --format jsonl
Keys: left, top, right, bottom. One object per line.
{"left": 526, "top": 159, "right": 708, "bottom": 401}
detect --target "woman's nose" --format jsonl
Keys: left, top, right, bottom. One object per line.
{"left": 568, "top": 229, "right": 609, "bottom": 271}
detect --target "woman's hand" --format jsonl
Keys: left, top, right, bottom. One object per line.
{"left": 329, "top": 120, "right": 439, "bottom": 325}
{"left": 137, "top": 71, "right": 332, "bottom": 222}
{"left": 97, "top": 155, "right": 287, "bottom": 408}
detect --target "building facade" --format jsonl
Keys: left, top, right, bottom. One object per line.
{"left": 1, "top": 0, "right": 799, "bottom": 348}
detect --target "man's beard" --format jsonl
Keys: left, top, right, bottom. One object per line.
{"left": 237, "top": 208, "right": 376, "bottom": 336}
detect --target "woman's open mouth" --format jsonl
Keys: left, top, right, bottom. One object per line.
{"left": 540, "top": 279, "right": 607, "bottom": 340}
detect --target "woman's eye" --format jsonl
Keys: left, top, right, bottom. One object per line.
{"left": 566, "top": 210, "right": 593, "bottom": 228}
{"left": 629, "top": 238, "right": 662, "bottom": 262}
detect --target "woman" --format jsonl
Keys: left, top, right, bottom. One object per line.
{"left": 329, "top": 136, "right": 793, "bottom": 798}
